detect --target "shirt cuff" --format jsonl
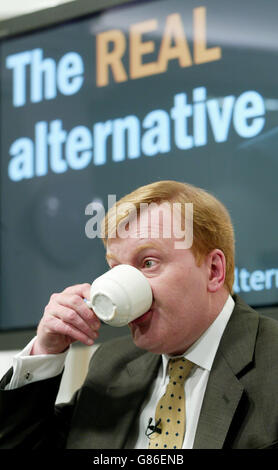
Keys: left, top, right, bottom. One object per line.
{"left": 6, "top": 336, "right": 68, "bottom": 390}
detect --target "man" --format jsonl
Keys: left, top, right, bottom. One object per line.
{"left": 0, "top": 180, "right": 278, "bottom": 449}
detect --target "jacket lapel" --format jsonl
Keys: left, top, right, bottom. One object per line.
{"left": 88, "top": 350, "right": 161, "bottom": 449}
{"left": 109, "top": 351, "right": 161, "bottom": 449}
{"left": 193, "top": 296, "right": 259, "bottom": 449}
{"left": 193, "top": 350, "right": 244, "bottom": 448}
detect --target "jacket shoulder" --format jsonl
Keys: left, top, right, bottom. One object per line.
{"left": 255, "top": 312, "right": 278, "bottom": 363}
{"left": 235, "top": 294, "right": 278, "bottom": 347}
{"left": 93, "top": 334, "right": 144, "bottom": 361}
{"left": 87, "top": 335, "right": 148, "bottom": 382}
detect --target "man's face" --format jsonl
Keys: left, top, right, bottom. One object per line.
{"left": 106, "top": 203, "right": 216, "bottom": 356}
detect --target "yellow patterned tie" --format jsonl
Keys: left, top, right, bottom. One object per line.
{"left": 148, "top": 357, "right": 193, "bottom": 449}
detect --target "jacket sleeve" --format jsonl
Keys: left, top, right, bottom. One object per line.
{"left": 0, "top": 367, "right": 74, "bottom": 449}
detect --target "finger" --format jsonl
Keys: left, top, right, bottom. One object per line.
{"left": 49, "top": 292, "right": 101, "bottom": 328}
{"left": 49, "top": 314, "right": 98, "bottom": 346}
{"left": 60, "top": 285, "right": 101, "bottom": 325}
{"left": 62, "top": 283, "right": 91, "bottom": 299}
{"left": 46, "top": 303, "right": 100, "bottom": 340}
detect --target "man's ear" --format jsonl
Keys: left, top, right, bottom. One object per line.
{"left": 206, "top": 249, "right": 226, "bottom": 293}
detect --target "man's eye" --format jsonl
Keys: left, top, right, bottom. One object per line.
{"left": 144, "top": 259, "right": 155, "bottom": 268}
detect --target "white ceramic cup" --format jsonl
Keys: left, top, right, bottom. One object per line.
{"left": 87, "top": 264, "right": 153, "bottom": 327}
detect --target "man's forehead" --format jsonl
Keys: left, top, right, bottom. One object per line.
{"left": 106, "top": 200, "right": 192, "bottom": 253}
{"left": 106, "top": 203, "right": 172, "bottom": 257}
{"left": 125, "top": 202, "right": 173, "bottom": 236}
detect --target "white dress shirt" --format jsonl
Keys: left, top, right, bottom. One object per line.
{"left": 6, "top": 295, "right": 235, "bottom": 449}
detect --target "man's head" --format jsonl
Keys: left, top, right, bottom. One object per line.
{"left": 103, "top": 180, "right": 235, "bottom": 292}
{"left": 102, "top": 180, "right": 235, "bottom": 355}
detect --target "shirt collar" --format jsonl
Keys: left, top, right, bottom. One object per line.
{"left": 161, "top": 294, "right": 235, "bottom": 383}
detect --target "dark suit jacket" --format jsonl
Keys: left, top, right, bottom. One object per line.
{"left": 0, "top": 295, "right": 278, "bottom": 449}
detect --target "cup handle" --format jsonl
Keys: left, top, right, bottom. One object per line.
{"left": 84, "top": 298, "right": 92, "bottom": 309}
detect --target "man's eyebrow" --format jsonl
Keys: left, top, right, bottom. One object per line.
{"left": 106, "top": 242, "right": 160, "bottom": 264}
{"left": 132, "top": 242, "right": 160, "bottom": 256}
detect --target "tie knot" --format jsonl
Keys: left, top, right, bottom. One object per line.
{"left": 168, "top": 357, "right": 193, "bottom": 384}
